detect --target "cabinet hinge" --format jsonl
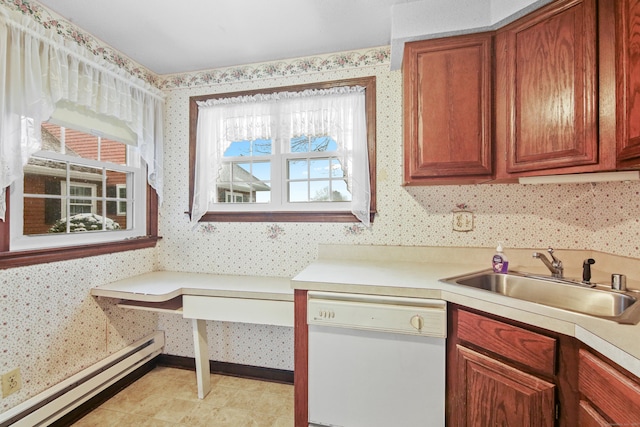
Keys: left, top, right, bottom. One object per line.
{"left": 555, "top": 403, "right": 560, "bottom": 420}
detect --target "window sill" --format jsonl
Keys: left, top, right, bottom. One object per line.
{"left": 0, "top": 236, "right": 160, "bottom": 269}
{"left": 196, "top": 211, "right": 375, "bottom": 223}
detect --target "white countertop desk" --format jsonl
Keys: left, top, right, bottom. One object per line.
{"left": 91, "top": 271, "right": 294, "bottom": 398}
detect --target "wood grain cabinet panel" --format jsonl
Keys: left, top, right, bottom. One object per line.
{"left": 453, "top": 345, "right": 556, "bottom": 427}
{"left": 403, "top": 33, "right": 493, "bottom": 184}
{"left": 579, "top": 349, "right": 640, "bottom": 424}
{"left": 457, "top": 309, "right": 557, "bottom": 377}
{"left": 578, "top": 400, "right": 612, "bottom": 427}
{"left": 616, "top": 0, "right": 640, "bottom": 167}
{"left": 495, "top": 0, "right": 607, "bottom": 176}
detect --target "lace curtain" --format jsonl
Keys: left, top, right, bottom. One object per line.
{"left": 192, "top": 86, "right": 370, "bottom": 226}
{"left": 0, "top": 8, "right": 164, "bottom": 221}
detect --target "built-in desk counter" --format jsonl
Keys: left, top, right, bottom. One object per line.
{"left": 91, "top": 271, "right": 294, "bottom": 398}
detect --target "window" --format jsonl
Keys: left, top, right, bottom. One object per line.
{"left": 116, "top": 184, "right": 127, "bottom": 215}
{"left": 189, "top": 77, "right": 376, "bottom": 224}
{"left": 5, "top": 120, "right": 154, "bottom": 256}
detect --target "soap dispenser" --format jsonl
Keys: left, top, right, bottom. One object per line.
{"left": 492, "top": 243, "right": 509, "bottom": 273}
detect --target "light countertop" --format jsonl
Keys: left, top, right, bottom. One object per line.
{"left": 292, "top": 244, "right": 640, "bottom": 378}
{"left": 91, "top": 271, "right": 293, "bottom": 302}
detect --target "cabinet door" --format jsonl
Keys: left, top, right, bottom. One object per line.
{"left": 452, "top": 344, "right": 556, "bottom": 427}
{"left": 615, "top": 0, "right": 640, "bottom": 167}
{"left": 578, "top": 400, "right": 612, "bottom": 427}
{"left": 403, "top": 33, "right": 493, "bottom": 184}
{"left": 496, "top": 0, "right": 601, "bottom": 175}
{"left": 579, "top": 349, "right": 640, "bottom": 424}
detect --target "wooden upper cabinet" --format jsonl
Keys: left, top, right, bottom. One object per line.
{"left": 403, "top": 33, "right": 493, "bottom": 184}
{"left": 495, "top": 0, "right": 614, "bottom": 176}
{"left": 615, "top": 0, "right": 640, "bottom": 167}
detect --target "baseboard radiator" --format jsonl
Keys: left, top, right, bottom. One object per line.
{"left": 0, "top": 331, "right": 164, "bottom": 427}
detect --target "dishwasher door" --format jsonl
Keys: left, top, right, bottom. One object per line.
{"left": 307, "top": 294, "right": 446, "bottom": 427}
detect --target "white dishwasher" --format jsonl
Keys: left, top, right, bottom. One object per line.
{"left": 307, "top": 291, "right": 446, "bottom": 427}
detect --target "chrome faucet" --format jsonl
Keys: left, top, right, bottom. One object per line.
{"left": 532, "top": 247, "right": 564, "bottom": 278}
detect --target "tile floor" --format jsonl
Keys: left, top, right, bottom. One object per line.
{"left": 71, "top": 366, "right": 294, "bottom": 427}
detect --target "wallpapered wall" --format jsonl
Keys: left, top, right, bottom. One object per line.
{"left": 2, "top": 0, "right": 640, "bottom": 415}
{"left": 156, "top": 48, "right": 640, "bottom": 370}
{"left": 0, "top": 249, "right": 158, "bottom": 412}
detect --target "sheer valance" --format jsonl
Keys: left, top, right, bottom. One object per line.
{"left": 192, "top": 86, "right": 370, "bottom": 226}
{"left": 0, "top": 8, "right": 164, "bottom": 220}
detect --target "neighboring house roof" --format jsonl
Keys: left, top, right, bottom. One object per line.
{"left": 24, "top": 126, "right": 102, "bottom": 180}
{"left": 217, "top": 163, "right": 271, "bottom": 193}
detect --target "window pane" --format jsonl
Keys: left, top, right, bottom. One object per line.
{"left": 331, "top": 158, "right": 345, "bottom": 178}
{"left": 41, "top": 122, "right": 62, "bottom": 152}
{"left": 69, "top": 164, "right": 102, "bottom": 187}
{"left": 332, "top": 179, "right": 352, "bottom": 201}
{"left": 253, "top": 139, "right": 272, "bottom": 156}
{"left": 224, "top": 140, "right": 251, "bottom": 157}
{"left": 106, "top": 170, "right": 129, "bottom": 219}
{"left": 216, "top": 184, "right": 231, "bottom": 202}
{"left": 24, "top": 158, "right": 66, "bottom": 195}
{"left": 310, "top": 181, "right": 331, "bottom": 201}
{"left": 65, "top": 128, "right": 99, "bottom": 161}
{"left": 23, "top": 196, "right": 58, "bottom": 235}
{"left": 310, "top": 159, "right": 330, "bottom": 179}
{"left": 254, "top": 184, "right": 271, "bottom": 203}
{"left": 48, "top": 213, "right": 122, "bottom": 233}
{"left": 101, "top": 138, "right": 127, "bottom": 165}
{"left": 288, "top": 159, "right": 308, "bottom": 180}
{"left": 252, "top": 161, "right": 270, "bottom": 181}
{"left": 289, "top": 181, "right": 308, "bottom": 202}
{"left": 233, "top": 163, "right": 252, "bottom": 182}
{"left": 311, "top": 136, "right": 337, "bottom": 152}
{"left": 290, "top": 136, "right": 310, "bottom": 153}
{"left": 219, "top": 164, "right": 232, "bottom": 181}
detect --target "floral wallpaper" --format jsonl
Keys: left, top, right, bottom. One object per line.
{"left": 2, "top": 0, "right": 640, "bottom": 417}
{"left": 156, "top": 42, "right": 640, "bottom": 378}
{"left": 0, "top": 249, "right": 158, "bottom": 412}
{"left": 159, "top": 48, "right": 390, "bottom": 90}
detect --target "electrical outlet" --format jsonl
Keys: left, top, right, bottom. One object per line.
{"left": 1, "top": 368, "right": 22, "bottom": 398}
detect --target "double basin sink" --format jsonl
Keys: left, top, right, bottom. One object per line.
{"left": 441, "top": 270, "right": 640, "bottom": 324}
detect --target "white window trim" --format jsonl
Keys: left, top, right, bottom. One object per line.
{"left": 216, "top": 141, "right": 348, "bottom": 214}
{"left": 61, "top": 182, "right": 97, "bottom": 218}
{"left": 192, "top": 84, "right": 370, "bottom": 226}
{"left": 212, "top": 142, "right": 352, "bottom": 213}
{"left": 9, "top": 145, "right": 146, "bottom": 251}
{"left": 116, "top": 184, "right": 127, "bottom": 216}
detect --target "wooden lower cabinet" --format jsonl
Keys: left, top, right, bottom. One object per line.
{"left": 447, "top": 305, "right": 580, "bottom": 427}
{"left": 453, "top": 344, "right": 556, "bottom": 426}
{"left": 578, "top": 400, "right": 611, "bottom": 427}
{"left": 579, "top": 348, "right": 640, "bottom": 425}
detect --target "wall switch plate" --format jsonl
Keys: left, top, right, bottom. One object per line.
{"left": 452, "top": 211, "right": 473, "bottom": 232}
{"left": 1, "top": 368, "right": 22, "bottom": 398}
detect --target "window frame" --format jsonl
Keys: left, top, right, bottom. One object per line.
{"left": 188, "top": 77, "right": 377, "bottom": 223}
{"left": 0, "top": 121, "right": 159, "bottom": 269}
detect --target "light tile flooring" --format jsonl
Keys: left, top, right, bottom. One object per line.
{"left": 72, "top": 366, "right": 294, "bottom": 427}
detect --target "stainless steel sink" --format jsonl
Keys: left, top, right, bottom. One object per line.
{"left": 441, "top": 270, "right": 640, "bottom": 324}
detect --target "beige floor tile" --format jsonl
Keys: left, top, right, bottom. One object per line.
{"left": 73, "top": 366, "right": 293, "bottom": 427}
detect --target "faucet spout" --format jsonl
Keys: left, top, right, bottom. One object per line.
{"left": 533, "top": 248, "right": 564, "bottom": 278}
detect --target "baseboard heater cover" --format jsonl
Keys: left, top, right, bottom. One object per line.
{"left": 0, "top": 331, "right": 164, "bottom": 427}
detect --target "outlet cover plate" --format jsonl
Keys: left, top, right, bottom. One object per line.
{"left": 2, "top": 368, "right": 22, "bottom": 398}
{"left": 452, "top": 211, "right": 474, "bottom": 232}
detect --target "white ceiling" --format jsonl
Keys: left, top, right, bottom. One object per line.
{"left": 37, "top": 0, "right": 411, "bottom": 75}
